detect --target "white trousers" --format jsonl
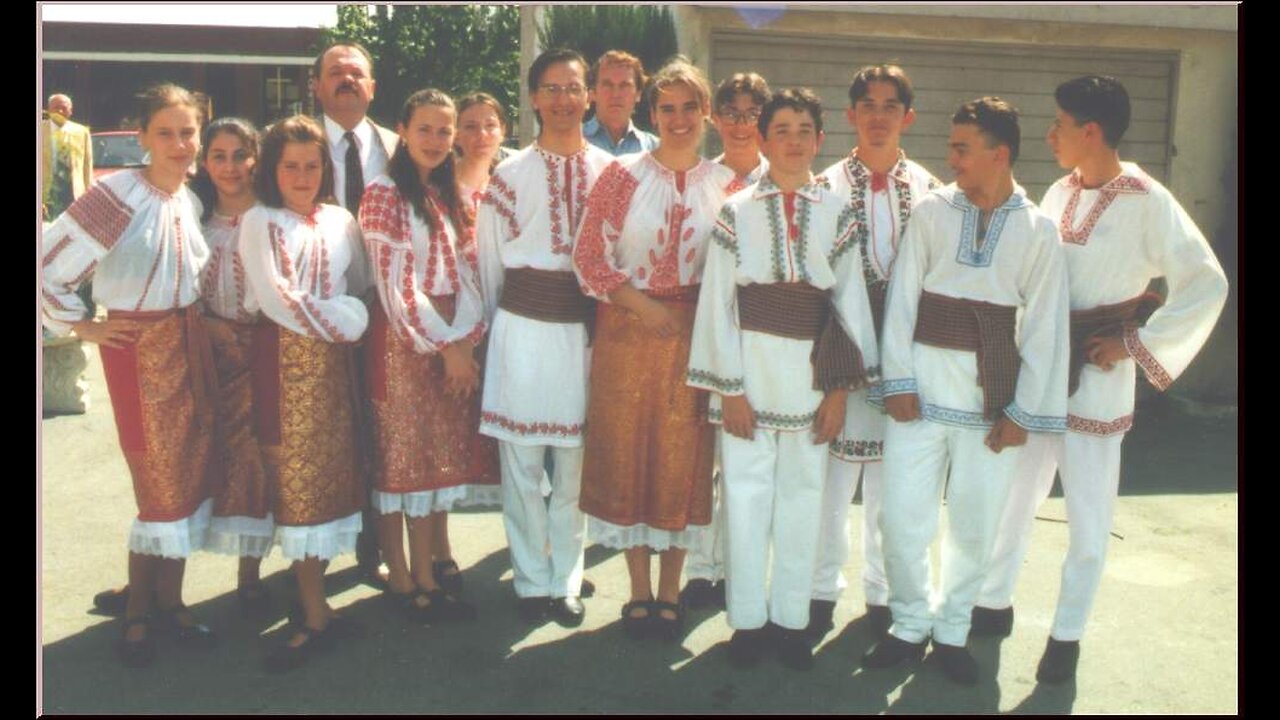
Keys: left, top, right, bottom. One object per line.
{"left": 498, "top": 441, "right": 587, "bottom": 598}
{"left": 978, "top": 430, "right": 1124, "bottom": 641}
{"left": 685, "top": 434, "right": 725, "bottom": 582}
{"left": 881, "top": 418, "right": 1020, "bottom": 647}
{"left": 812, "top": 457, "right": 887, "bottom": 604}
{"left": 720, "top": 427, "right": 828, "bottom": 631}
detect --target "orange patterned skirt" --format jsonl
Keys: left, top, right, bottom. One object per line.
{"left": 251, "top": 322, "right": 363, "bottom": 528}
{"left": 578, "top": 290, "right": 715, "bottom": 531}
{"left": 99, "top": 306, "right": 216, "bottom": 523}
{"left": 365, "top": 298, "right": 500, "bottom": 498}
{"left": 206, "top": 316, "right": 271, "bottom": 521}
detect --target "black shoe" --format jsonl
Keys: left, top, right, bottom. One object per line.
{"left": 94, "top": 586, "right": 130, "bottom": 617}
{"left": 237, "top": 584, "right": 273, "bottom": 618}
{"left": 727, "top": 627, "right": 770, "bottom": 668}
{"left": 1036, "top": 637, "right": 1080, "bottom": 684}
{"left": 154, "top": 605, "right": 218, "bottom": 651}
{"left": 420, "top": 589, "right": 478, "bottom": 624}
{"left": 115, "top": 617, "right": 156, "bottom": 669}
{"left": 651, "top": 600, "right": 684, "bottom": 643}
{"left": 711, "top": 580, "right": 726, "bottom": 609}
{"left": 804, "top": 599, "right": 836, "bottom": 643}
{"left": 432, "top": 560, "right": 464, "bottom": 596}
{"left": 865, "top": 604, "right": 892, "bottom": 638}
{"left": 681, "top": 579, "right": 718, "bottom": 610}
{"left": 970, "top": 605, "right": 1014, "bottom": 637}
{"left": 931, "top": 641, "right": 980, "bottom": 686}
{"left": 580, "top": 578, "right": 596, "bottom": 598}
{"left": 620, "top": 598, "right": 653, "bottom": 640}
{"left": 862, "top": 634, "right": 927, "bottom": 669}
{"left": 550, "top": 596, "right": 585, "bottom": 628}
{"left": 774, "top": 626, "right": 815, "bottom": 671}
{"left": 263, "top": 624, "right": 333, "bottom": 674}
{"left": 517, "top": 596, "right": 552, "bottom": 625}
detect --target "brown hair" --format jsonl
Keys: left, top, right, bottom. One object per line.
{"left": 136, "top": 83, "right": 204, "bottom": 131}
{"left": 714, "top": 72, "right": 771, "bottom": 111}
{"left": 953, "top": 96, "right": 1021, "bottom": 164}
{"left": 456, "top": 92, "right": 510, "bottom": 146}
{"left": 312, "top": 41, "right": 375, "bottom": 80}
{"left": 589, "top": 49, "right": 648, "bottom": 91}
{"left": 254, "top": 115, "right": 336, "bottom": 208}
{"left": 388, "top": 89, "right": 468, "bottom": 232}
{"left": 191, "top": 117, "right": 260, "bottom": 223}
{"left": 848, "top": 64, "right": 915, "bottom": 112}
{"left": 644, "top": 56, "right": 712, "bottom": 113}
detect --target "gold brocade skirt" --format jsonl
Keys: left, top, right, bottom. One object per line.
{"left": 251, "top": 323, "right": 363, "bottom": 527}
{"left": 205, "top": 316, "right": 271, "bottom": 520}
{"left": 99, "top": 307, "right": 215, "bottom": 522}
{"left": 578, "top": 292, "right": 715, "bottom": 530}
{"left": 365, "top": 299, "right": 500, "bottom": 494}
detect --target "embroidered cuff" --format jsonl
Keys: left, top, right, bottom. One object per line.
{"left": 687, "top": 368, "right": 745, "bottom": 395}
{"left": 1004, "top": 402, "right": 1068, "bottom": 433}
{"left": 1123, "top": 326, "right": 1173, "bottom": 392}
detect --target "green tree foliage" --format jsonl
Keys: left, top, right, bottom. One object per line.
{"left": 321, "top": 5, "right": 520, "bottom": 129}
{"left": 537, "top": 6, "right": 679, "bottom": 131}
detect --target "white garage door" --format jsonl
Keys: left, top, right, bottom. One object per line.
{"left": 709, "top": 30, "right": 1176, "bottom": 201}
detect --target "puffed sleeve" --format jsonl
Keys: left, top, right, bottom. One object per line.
{"left": 41, "top": 181, "right": 133, "bottom": 335}
{"left": 572, "top": 160, "right": 637, "bottom": 300}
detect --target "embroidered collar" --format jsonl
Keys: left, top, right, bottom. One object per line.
{"left": 1064, "top": 164, "right": 1151, "bottom": 194}
{"left": 134, "top": 169, "right": 184, "bottom": 201}
{"left": 753, "top": 173, "right": 823, "bottom": 203}
{"left": 942, "top": 183, "right": 1031, "bottom": 212}
{"left": 284, "top": 204, "right": 322, "bottom": 227}
{"left": 643, "top": 152, "right": 716, "bottom": 186}
{"left": 845, "top": 148, "right": 913, "bottom": 187}
{"left": 533, "top": 141, "right": 591, "bottom": 165}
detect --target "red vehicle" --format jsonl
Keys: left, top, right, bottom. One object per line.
{"left": 91, "top": 130, "right": 147, "bottom": 181}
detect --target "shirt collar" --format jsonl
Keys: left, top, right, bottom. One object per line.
{"left": 752, "top": 172, "right": 824, "bottom": 203}
{"left": 323, "top": 114, "right": 374, "bottom": 154}
{"left": 946, "top": 182, "right": 1030, "bottom": 211}
{"left": 846, "top": 148, "right": 912, "bottom": 185}
{"left": 584, "top": 116, "right": 640, "bottom": 145}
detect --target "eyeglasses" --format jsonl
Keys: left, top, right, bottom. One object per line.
{"left": 538, "top": 83, "right": 586, "bottom": 98}
{"left": 718, "top": 107, "right": 761, "bottom": 126}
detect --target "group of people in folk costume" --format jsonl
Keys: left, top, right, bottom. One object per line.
{"left": 42, "top": 39, "right": 1227, "bottom": 686}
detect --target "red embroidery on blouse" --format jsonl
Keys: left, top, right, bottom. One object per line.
{"left": 1059, "top": 172, "right": 1151, "bottom": 245}
{"left": 66, "top": 182, "right": 133, "bottom": 250}
{"left": 68, "top": 260, "right": 97, "bottom": 290}
{"left": 649, "top": 203, "right": 692, "bottom": 290}
{"left": 43, "top": 236, "right": 73, "bottom": 267}
{"left": 172, "top": 215, "right": 185, "bottom": 306}
{"left": 573, "top": 162, "right": 638, "bottom": 297}
{"left": 1067, "top": 413, "right": 1134, "bottom": 436}
{"left": 43, "top": 288, "right": 70, "bottom": 311}
{"left": 232, "top": 250, "right": 252, "bottom": 322}
{"left": 359, "top": 183, "right": 408, "bottom": 245}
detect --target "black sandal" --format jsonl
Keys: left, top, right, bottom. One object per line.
{"left": 264, "top": 624, "right": 330, "bottom": 674}
{"left": 416, "top": 589, "right": 478, "bottom": 624}
{"left": 115, "top": 616, "right": 156, "bottom": 668}
{"left": 432, "top": 560, "right": 464, "bottom": 595}
{"left": 236, "top": 583, "right": 272, "bottom": 618}
{"left": 620, "top": 598, "right": 653, "bottom": 640}
{"left": 651, "top": 600, "right": 685, "bottom": 643}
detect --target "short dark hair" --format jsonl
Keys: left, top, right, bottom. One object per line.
{"left": 313, "top": 42, "right": 375, "bottom": 79}
{"left": 255, "top": 115, "right": 336, "bottom": 209}
{"left": 1055, "top": 75, "right": 1131, "bottom": 148}
{"left": 527, "top": 47, "right": 588, "bottom": 94}
{"left": 758, "top": 87, "right": 824, "bottom": 138}
{"left": 714, "top": 72, "right": 771, "bottom": 111}
{"left": 952, "top": 96, "right": 1021, "bottom": 164}
{"left": 848, "top": 64, "right": 915, "bottom": 112}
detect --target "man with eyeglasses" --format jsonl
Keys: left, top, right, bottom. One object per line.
{"left": 807, "top": 64, "right": 942, "bottom": 645}
{"left": 680, "top": 71, "right": 773, "bottom": 613}
{"left": 583, "top": 50, "right": 658, "bottom": 156}
{"left": 476, "top": 47, "right": 614, "bottom": 629}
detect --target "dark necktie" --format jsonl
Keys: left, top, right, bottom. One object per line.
{"left": 344, "top": 130, "right": 364, "bottom": 213}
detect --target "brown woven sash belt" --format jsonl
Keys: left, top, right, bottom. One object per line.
{"left": 498, "top": 267, "right": 596, "bottom": 325}
{"left": 737, "top": 282, "right": 868, "bottom": 392}
{"left": 1068, "top": 291, "right": 1163, "bottom": 396}
{"left": 913, "top": 290, "right": 1018, "bottom": 421}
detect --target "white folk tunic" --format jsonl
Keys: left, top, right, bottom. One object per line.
{"left": 687, "top": 175, "right": 881, "bottom": 431}
{"left": 239, "top": 204, "right": 370, "bottom": 343}
{"left": 476, "top": 143, "right": 614, "bottom": 447}
{"left": 879, "top": 184, "right": 1070, "bottom": 432}
{"left": 573, "top": 152, "right": 736, "bottom": 298}
{"left": 42, "top": 168, "right": 213, "bottom": 557}
{"left": 819, "top": 150, "right": 941, "bottom": 461}
{"left": 43, "top": 169, "right": 209, "bottom": 336}
{"left": 238, "top": 203, "right": 370, "bottom": 560}
{"left": 360, "top": 176, "right": 486, "bottom": 352}
{"left": 714, "top": 152, "right": 769, "bottom": 196}
{"left": 200, "top": 213, "right": 256, "bottom": 323}
{"left": 1040, "top": 162, "right": 1229, "bottom": 435}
